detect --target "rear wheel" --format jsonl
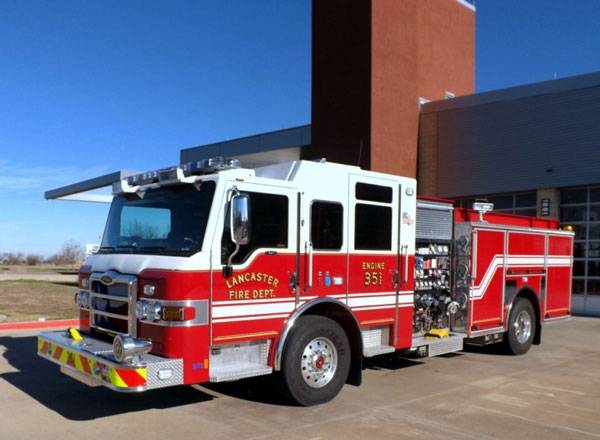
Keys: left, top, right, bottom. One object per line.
{"left": 281, "top": 315, "right": 350, "bottom": 406}
{"left": 504, "top": 297, "right": 535, "bottom": 355}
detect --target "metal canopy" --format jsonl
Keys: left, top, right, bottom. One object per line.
{"left": 45, "top": 170, "right": 130, "bottom": 203}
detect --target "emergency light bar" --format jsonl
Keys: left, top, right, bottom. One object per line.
{"left": 122, "top": 157, "right": 241, "bottom": 190}
{"left": 182, "top": 156, "right": 241, "bottom": 176}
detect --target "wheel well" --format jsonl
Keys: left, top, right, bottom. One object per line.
{"left": 276, "top": 299, "right": 363, "bottom": 386}
{"left": 514, "top": 288, "right": 542, "bottom": 345}
{"left": 303, "top": 302, "right": 363, "bottom": 362}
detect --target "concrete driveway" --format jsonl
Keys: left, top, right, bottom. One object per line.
{"left": 1, "top": 317, "right": 599, "bottom": 439}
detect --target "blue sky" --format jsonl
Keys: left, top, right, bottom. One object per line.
{"left": 1, "top": 0, "right": 600, "bottom": 255}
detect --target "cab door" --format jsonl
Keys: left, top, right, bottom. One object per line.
{"left": 347, "top": 174, "right": 415, "bottom": 349}
{"left": 304, "top": 199, "right": 347, "bottom": 300}
{"left": 209, "top": 181, "right": 298, "bottom": 342}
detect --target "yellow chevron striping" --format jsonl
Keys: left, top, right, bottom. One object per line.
{"left": 138, "top": 369, "right": 147, "bottom": 381}
{"left": 109, "top": 369, "right": 128, "bottom": 388}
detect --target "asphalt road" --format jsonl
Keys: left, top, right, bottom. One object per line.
{"left": 1, "top": 317, "right": 599, "bottom": 440}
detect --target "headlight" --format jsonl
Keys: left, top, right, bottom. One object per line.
{"left": 147, "top": 302, "right": 162, "bottom": 322}
{"left": 140, "top": 301, "right": 162, "bottom": 322}
{"left": 76, "top": 291, "right": 90, "bottom": 309}
{"left": 80, "top": 277, "right": 90, "bottom": 289}
{"left": 143, "top": 284, "right": 156, "bottom": 296}
{"left": 135, "top": 301, "right": 146, "bottom": 320}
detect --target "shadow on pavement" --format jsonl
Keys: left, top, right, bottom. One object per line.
{"left": 0, "top": 335, "right": 214, "bottom": 421}
{"left": 203, "top": 375, "right": 291, "bottom": 406}
{"left": 364, "top": 352, "right": 424, "bottom": 370}
{"left": 463, "top": 342, "right": 511, "bottom": 355}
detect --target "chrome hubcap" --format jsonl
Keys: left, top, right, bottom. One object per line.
{"left": 301, "top": 337, "right": 337, "bottom": 388}
{"left": 514, "top": 310, "right": 532, "bottom": 344}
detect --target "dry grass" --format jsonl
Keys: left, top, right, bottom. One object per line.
{"left": 0, "top": 279, "right": 78, "bottom": 322}
{"left": 0, "top": 264, "right": 79, "bottom": 274}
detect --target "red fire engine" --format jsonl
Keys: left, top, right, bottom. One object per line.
{"left": 38, "top": 158, "right": 573, "bottom": 405}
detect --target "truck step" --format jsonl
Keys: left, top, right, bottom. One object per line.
{"left": 411, "top": 332, "right": 465, "bottom": 357}
{"left": 210, "top": 364, "right": 273, "bottom": 382}
{"left": 363, "top": 344, "right": 396, "bottom": 358}
{"left": 209, "top": 339, "right": 271, "bottom": 383}
{"left": 361, "top": 326, "right": 394, "bottom": 357}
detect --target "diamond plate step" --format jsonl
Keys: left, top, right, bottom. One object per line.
{"left": 209, "top": 364, "right": 272, "bottom": 382}
{"left": 411, "top": 332, "right": 465, "bottom": 357}
{"left": 363, "top": 344, "right": 396, "bottom": 358}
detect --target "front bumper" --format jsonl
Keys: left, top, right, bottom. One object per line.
{"left": 37, "top": 331, "right": 183, "bottom": 392}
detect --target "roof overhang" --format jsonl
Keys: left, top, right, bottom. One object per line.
{"left": 44, "top": 170, "right": 131, "bottom": 203}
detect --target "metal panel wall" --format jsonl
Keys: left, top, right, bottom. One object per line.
{"left": 420, "top": 80, "right": 600, "bottom": 198}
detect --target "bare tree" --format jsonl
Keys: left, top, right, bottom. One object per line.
{"left": 49, "top": 240, "right": 85, "bottom": 265}
{"left": 26, "top": 254, "right": 43, "bottom": 266}
{"left": 4, "top": 252, "right": 25, "bottom": 265}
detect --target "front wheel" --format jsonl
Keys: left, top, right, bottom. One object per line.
{"left": 280, "top": 315, "right": 350, "bottom": 406}
{"left": 504, "top": 298, "right": 535, "bottom": 355}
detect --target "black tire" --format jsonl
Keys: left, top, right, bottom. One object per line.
{"left": 504, "top": 297, "right": 536, "bottom": 355}
{"left": 280, "top": 315, "right": 350, "bottom": 406}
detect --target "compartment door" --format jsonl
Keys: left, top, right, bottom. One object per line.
{"left": 470, "top": 229, "right": 505, "bottom": 332}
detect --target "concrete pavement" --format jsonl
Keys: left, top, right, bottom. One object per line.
{"left": 0, "top": 317, "right": 599, "bottom": 439}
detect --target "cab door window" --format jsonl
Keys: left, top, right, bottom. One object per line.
{"left": 311, "top": 201, "right": 343, "bottom": 250}
{"left": 222, "top": 191, "right": 288, "bottom": 264}
{"left": 354, "top": 182, "right": 393, "bottom": 251}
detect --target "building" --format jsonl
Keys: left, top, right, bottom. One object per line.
{"left": 419, "top": 71, "right": 600, "bottom": 315}
{"left": 182, "top": 0, "right": 600, "bottom": 314}
{"left": 183, "top": 0, "right": 476, "bottom": 179}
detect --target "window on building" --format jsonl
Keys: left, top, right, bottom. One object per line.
{"left": 456, "top": 191, "right": 537, "bottom": 216}
{"left": 311, "top": 202, "right": 343, "bottom": 250}
{"left": 559, "top": 185, "right": 600, "bottom": 296}
{"left": 222, "top": 191, "right": 288, "bottom": 264}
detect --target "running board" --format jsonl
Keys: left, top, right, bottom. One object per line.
{"left": 411, "top": 333, "right": 465, "bottom": 357}
{"left": 209, "top": 339, "right": 272, "bottom": 383}
{"left": 363, "top": 345, "right": 396, "bottom": 357}
{"left": 210, "top": 364, "right": 272, "bottom": 382}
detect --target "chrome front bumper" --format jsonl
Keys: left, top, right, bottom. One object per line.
{"left": 37, "top": 331, "right": 183, "bottom": 392}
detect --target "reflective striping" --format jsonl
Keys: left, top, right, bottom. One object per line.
{"left": 212, "top": 301, "right": 297, "bottom": 319}
{"left": 213, "top": 296, "right": 318, "bottom": 306}
{"left": 212, "top": 292, "right": 416, "bottom": 320}
{"left": 213, "top": 313, "right": 290, "bottom": 323}
{"left": 471, "top": 255, "right": 573, "bottom": 300}
{"left": 79, "top": 354, "right": 92, "bottom": 374}
{"left": 37, "top": 336, "right": 147, "bottom": 389}
{"left": 352, "top": 304, "right": 413, "bottom": 311}
{"left": 346, "top": 295, "right": 413, "bottom": 308}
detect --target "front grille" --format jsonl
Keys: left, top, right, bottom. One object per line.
{"left": 89, "top": 271, "right": 137, "bottom": 336}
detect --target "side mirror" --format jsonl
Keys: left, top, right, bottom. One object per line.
{"left": 224, "top": 193, "right": 250, "bottom": 277}
{"left": 230, "top": 193, "right": 250, "bottom": 245}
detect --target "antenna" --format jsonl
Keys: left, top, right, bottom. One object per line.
{"left": 357, "top": 139, "right": 363, "bottom": 167}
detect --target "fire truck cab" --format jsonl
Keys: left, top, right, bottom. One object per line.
{"left": 38, "top": 158, "right": 573, "bottom": 405}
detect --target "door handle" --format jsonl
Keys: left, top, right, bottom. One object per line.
{"left": 401, "top": 244, "right": 409, "bottom": 284}
{"left": 306, "top": 241, "right": 313, "bottom": 290}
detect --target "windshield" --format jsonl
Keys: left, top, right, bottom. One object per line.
{"left": 99, "top": 181, "right": 216, "bottom": 256}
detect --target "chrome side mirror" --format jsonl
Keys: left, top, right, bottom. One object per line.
{"left": 224, "top": 192, "right": 251, "bottom": 277}
{"left": 230, "top": 193, "right": 250, "bottom": 245}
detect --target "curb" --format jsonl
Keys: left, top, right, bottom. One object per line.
{"left": 0, "top": 318, "right": 80, "bottom": 331}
